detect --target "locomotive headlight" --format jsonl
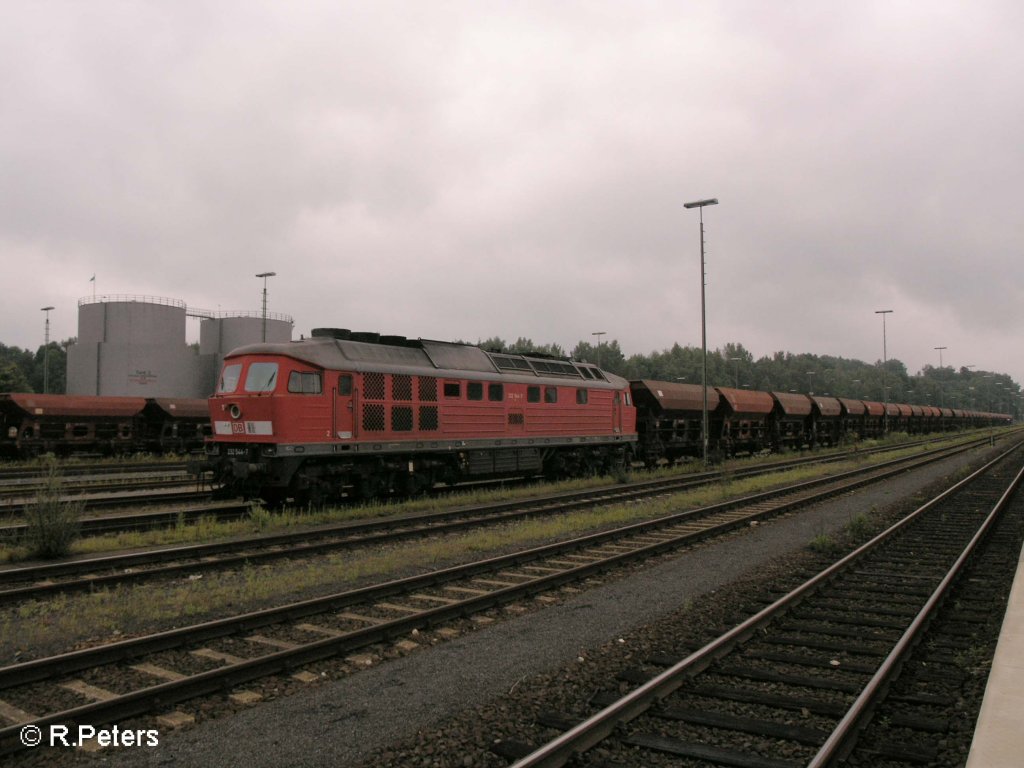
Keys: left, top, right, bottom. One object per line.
{"left": 229, "top": 404, "right": 242, "bottom": 420}
{"left": 6, "top": 427, "right": 15, "bottom": 439}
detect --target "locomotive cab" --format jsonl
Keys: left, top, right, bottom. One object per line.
{"left": 208, "top": 352, "right": 338, "bottom": 498}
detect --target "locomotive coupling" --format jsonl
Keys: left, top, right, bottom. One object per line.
{"left": 229, "top": 459, "right": 266, "bottom": 480}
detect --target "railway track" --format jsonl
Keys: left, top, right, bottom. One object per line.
{"left": 0, "top": 436, "right": 995, "bottom": 605}
{"left": 0, "top": 433, "right": 997, "bottom": 540}
{"left": 0, "top": 486, "right": 208, "bottom": 522}
{"left": 0, "top": 496, "right": 232, "bottom": 542}
{"left": 503, "top": 442, "right": 1024, "bottom": 767}
{"left": 0, "top": 475, "right": 190, "bottom": 501}
{"left": 0, "top": 436, "right": 1016, "bottom": 757}
{"left": 0, "top": 461, "right": 187, "bottom": 483}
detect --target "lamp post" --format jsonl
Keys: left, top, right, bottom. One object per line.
{"left": 40, "top": 306, "right": 55, "bottom": 394}
{"left": 875, "top": 309, "right": 893, "bottom": 433}
{"left": 591, "top": 331, "right": 606, "bottom": 369}
{"left": 256, "top": 272, "right": 276, "bottom": 342}
{"left": 684, "top": 197, "right": 718, "bottom": 464}
{"left": 933, "top": 346, "right": 947, "bottom": 407}
{"left": 807, "top": 370, "right": 815, "bottom": 396}
{"left": 730, "top": 356, "right": 741, "bottom": 388}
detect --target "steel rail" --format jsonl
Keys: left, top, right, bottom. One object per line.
{"left": 0, "top": 441, "right": 995, "bottom": 687}
{"left": 0, "top": 461, "right": 187, "bottom": 481}
{"left": 0, "top": 498, "right": 240, "bottom": 541}
{"left": 0, "top": 432, "right": 995, "bottom": 538}
{"left": 508, "top": 442, "right": 1024, "bottom": 768}
{"left": 0, "top": 440, "right": 1014, "bottom": 757}
{"left": 0, "top": 488, "right": 211, "bottom": 525}
{"left": 0, "top": 437, "right": 988, "bottom": 604}
{"left": 806, "top": 457, "right": 1024, "bottom": 766}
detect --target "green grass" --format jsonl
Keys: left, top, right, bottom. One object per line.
{"left": 0, "top": 428, "right": 996, "bottom": 566}
{"left": 0, "top": 436, "right": 971, "bottom": 659}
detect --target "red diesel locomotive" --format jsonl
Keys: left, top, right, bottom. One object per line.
{"left": 204, "top": 330, "right": 637, "bottom": 503}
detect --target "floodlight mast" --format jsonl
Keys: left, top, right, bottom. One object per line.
{"left": 683, "top": 197, "right": 719, "bottom": 465}
{"left": 41, "top": 306, "right": 55, "bottom": 394}
{"left": 256, "top": 272, "right": 277, "bottom": 342}
{"left": 875, "top": 309, "right": 894, "bottom": 433}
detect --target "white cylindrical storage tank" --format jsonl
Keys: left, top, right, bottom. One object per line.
{"left": 77, "top": 295, "right": 187, "bottom": 344}
{"left": 199, "top": 312, "right": 294, "bottom": 356}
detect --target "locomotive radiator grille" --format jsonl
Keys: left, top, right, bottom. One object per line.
{"left": 362, "top": 404, "right": 386, "bottom": 432}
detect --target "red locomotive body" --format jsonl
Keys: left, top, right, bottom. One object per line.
{"left": 205, "top": 331, "right": 637, "bottom": 503}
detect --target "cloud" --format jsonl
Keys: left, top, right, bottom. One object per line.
{"left": 1, "top": 1, "right": 1022, "bottom": 388}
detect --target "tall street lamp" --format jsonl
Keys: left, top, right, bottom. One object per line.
{"left": 875, "top": 309, "right": 893, "bottom": 433}
{"left": 730, "top": 356, "right": 741, "bottom": 388}
{"left": 934, "top": 346, "right": 947, "bottom": 407}
{"left": 807, "top": 370, "right": 815, "bottom": 395}
{"left": 256, "top": 272, "right": 276, "bottom": 342}
{"left": 684, "top": 197, "right": 718, "bottom": 464}
{"left": 591, "top": 331, "right": 606, "bottom": 369}
{"left": 40, "top": 306, "right": 55, "bottom": 394}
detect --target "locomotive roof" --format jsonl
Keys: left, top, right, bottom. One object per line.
{"left": 226, "top": 337, "right": 629, "bottom": 389}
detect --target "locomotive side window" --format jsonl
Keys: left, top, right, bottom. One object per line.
{"left": 544, "top": 386, "right": 558, "bottom": 404}
{"left": 467, "top": 382, "right": 483, "bottom": 401}
{"left": 488, "top": 384, "right": 504, "bottom": 402}
{"left": 527, "top": 386, "right": 541, "bottom": 403}
{"left": 288, "top": 371, "right": 323, "bottom": 394}
{"left": 576, "top": 389, "right": 589, "bottom": 405}
{"left": 219, "top": 364, "right": 242, "bottom": 393}
{"left": 244, "top": 362, "right": 279, "bottom": 392}
{"left": 444, "top": 381, "right": 461, "bottom": 398}
{"left": 338, "top": 374, "right": 353, "bottom": 396}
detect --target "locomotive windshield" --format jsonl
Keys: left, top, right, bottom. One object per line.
{"left": 218, "top": 364, "right": 242, "bottom": 393}
{"left": 244, "top": 363, "right": 279, "bottom": 392}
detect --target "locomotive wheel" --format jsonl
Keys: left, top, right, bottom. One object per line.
{"left": 400, "top": 471, "right": 430, "bottom": 497}
{"left": 353, "top": 475, "right": 381, "bottom": 501}
{"left": 257, "top": 488, "right": 288, "bottom": 507}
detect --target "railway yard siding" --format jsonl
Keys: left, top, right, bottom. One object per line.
{"left": 86, "top": 441, "right": 1008, "bottom": 768}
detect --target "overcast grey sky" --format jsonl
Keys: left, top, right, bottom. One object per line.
{"left": 2, "top": 1, "right": 1022, "bottom": 386}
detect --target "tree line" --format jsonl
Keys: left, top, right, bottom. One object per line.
{"left": 476, "top": 336, "right": 1022, "bottom": 418}
{"left": 4, "top": 334, "right": 1020, "bottom": 420}
{"left": 0, "top": 340, "right": 70, "bottom": 394}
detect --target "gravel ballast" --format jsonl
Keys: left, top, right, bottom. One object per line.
{"left": 36, "top": 442, "right": 1007, "bottom": 768}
